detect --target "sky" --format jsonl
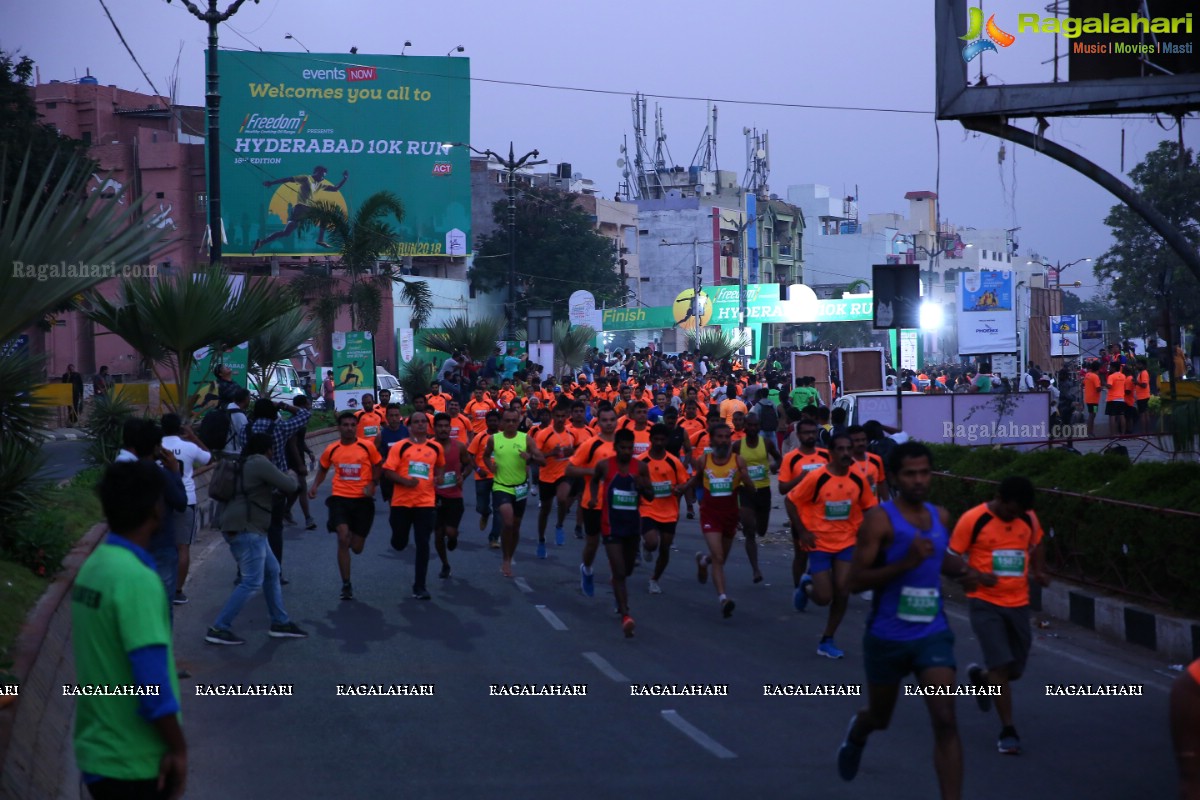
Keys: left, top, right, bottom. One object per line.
{"left": 7, "top": 0, "right": 1199, "bottom": 301}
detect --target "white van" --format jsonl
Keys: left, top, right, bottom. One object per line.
{"left": 314, "top": 364, "right": 404, "bottom": 408}
{"left": 248, "top": 360, "right": 307, "bottom": 403}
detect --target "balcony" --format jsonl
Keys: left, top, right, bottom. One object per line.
{"left": 776, "top": 244, "right": 794, "bottom": 264}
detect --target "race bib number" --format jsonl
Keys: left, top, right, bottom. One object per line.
{"left": 450, "top": 426, "right": 461, "bottom": 438}
{"left": 633, "top": 442, "right": 650, "bottom": 454}
{"left": 362, "top": 426, "right": 379, "bottom": 438}
{"left": 824, "top": 500, "right": 851, "bottom": 521}
{"left": 707, "top": 474, "right": 733, "bottom": 496}
{"left": 474, "top": 409, "right": 487, "bottom": 420}
{"left": 336, "top": 463, "right": 362, "bottom": 481}
{"left": 992, "top": 549, "right": 1026, "bottom": 578}
{"left": 748, "top": 464, "right": 768, "bottom": 483}
{"left": 440, "top": 470, "right": 457, "bottom": 488}
{"left": 801, "top": 462, "right": 823, "bottom": 473}
{"left": 897, "top": 586, "right": 940, "bottom": 623}
{"left": 514, "top": 483, "right": 529, "bottom": 502}
{"left": 408, "top": 462, "right": 431, "bottom": 481}
{"left": 652, "top": 480, "right": 672, "bottom": 498}
{"left": 612, "top": 488, "right": 638, "bottom": 510}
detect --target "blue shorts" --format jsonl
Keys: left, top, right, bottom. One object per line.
{"left": 863, "top": 628, "right": 957, "bottom": 685}
{"left": 808, "top": 546, "right": 854, "bottom": 574}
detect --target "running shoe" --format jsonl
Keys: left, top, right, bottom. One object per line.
{"left": 696, "top": 552, "right": 709, "bottom": 584}
{"left": 622, "top": 615, "right": 636, "bottom": 638}
{"left": 536, "top": 541, "right": 547, "bottom": 559}
{"left": 580, "top": 564, "right": 595, "bottom": 597}
{"left": 205, "top": 627, "right": 245, "bottom": 646}
{"left": 479, "top": 514, "right": 489, "bottom": 531}
{"left": 340, "top": 581, "right": 354, "bottom": 601}
{"left": 173, "top": 591, "right": 189, "bottom": 606}
{"left": 793, "top": 574, "right": 812, "bottom": 612}
{"left": 439, "top": 564, "right": 451, "bottom": 579}
{"left": 269, "top": 622, "right": 309, "bottom": 639}
{"left": 967, "top": 663, "right": 992, "bottom": 713}
{"left": 686, "top": 509, "right": 695, "bottom": 520}
{"left": 837, "top": 714, "right": 865, "bottom": 781}
{"left": 412, "top": 587, "right": 432, "bottom": 600}
{"left": 643, "top": 544, "right": 655, "bottom": 564}
{"left": 997, "top": 726, "right": 1021, "bottom": 755}
{"left": 305, "top": 517, "right": 317, "bottom": 530}
{"left": 648, "top": 579, "right": 663, "bottom": 594}
{"left": 555, "top": 525, "right": 565, "bottom": 546}
{"left": 489, "top": 539, "right": 501, "bottom": 549}
{"left": 722, "top": 598, "right": 736, "bottom": 618}
{"left": 817, "top": 639, "right": 845, "bottom": 659}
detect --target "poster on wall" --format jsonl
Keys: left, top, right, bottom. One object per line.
{"left": 187, "top": 342, "right": 249, "bottom": 414}
{"left": 957, "top": 270, "right": 1016, "bottom": 355}
{"left": 332, "top": 331, "right": 376, "bottom": 411}
{"left": 1050, "top": 315, "right": 1081, "bottom": 357}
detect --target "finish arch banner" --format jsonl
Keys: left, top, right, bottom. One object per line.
{"left": 957, "top": 270, "right": 1016, "bottom": 355}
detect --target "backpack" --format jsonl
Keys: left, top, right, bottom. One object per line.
{"left": 198, "top": 408, "right": 232, "bottom": 451}
{"left": 754, "top": 400, "right": 779, "bottom": 432}
{"left": 867, "top": 436, "right": 896, "bottom": 465}
{"left": 208, "top": 456, "right": 245, "bottom": 502}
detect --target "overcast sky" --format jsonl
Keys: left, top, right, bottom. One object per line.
{"left": 8, "top": 0, "right": 1198, "bottom": 298}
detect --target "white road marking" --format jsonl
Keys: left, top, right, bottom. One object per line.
{"left": 582, "top": 651, "right": 630, "bottom": 683}
{"left": 514, "top": 577, "right": 533, "bottom": 593}
{"left": 535, "top": 604, "right": 568, "bottom": 631}
{"left": 661, "top": 710, "right": 737, "bottom": 759}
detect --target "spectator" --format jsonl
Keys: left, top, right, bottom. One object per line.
{"left": 322, "top": 369, "right": 336, "bottom": 410}
{"left": 93, "top": 365, "right": 110, "bottom": 398}
{"left": 62, "top": 363, "right": 84, "bottom": 423}
{"left": 160, "top": 413, "right": 212, "bottom": 606}
{"left": 215, "top": 363, "right": 239, "bottom": 405}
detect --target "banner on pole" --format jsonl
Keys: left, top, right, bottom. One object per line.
{"left": 332, "top": 331, "right": 376, "bottom": 411}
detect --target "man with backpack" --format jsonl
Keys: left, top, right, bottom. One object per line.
{"left": 198, "top": 388, "right": 250, "bottom": 457}
{"left": 750, "top": 387, "right": 781, "bottom": 451}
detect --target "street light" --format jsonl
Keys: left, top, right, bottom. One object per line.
{"left": 449, "top": 142, "right": 547, "bottom": 339}
{"left": 1027, "top": 257, "right": 1092, "bottom": 289}
{"left": 169, "top": 0, "right": 261, "bottom": 265}
{"left": 447, "top": 45, "right": 465, "bottom": 56}
{"left": 660, "top": 237, "right": 723, "bottom": 342}
{"left": 284, "top": 33, "right": 310, "bottom": 52}
{"left": 400, "top": 41, "right": 412, "bottom": 55}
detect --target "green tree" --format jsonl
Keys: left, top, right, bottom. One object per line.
{"left": 248, "top": 307, "right": 317, "bottom": 400}
{"left": 1094, "top": 141, "right": 1200, "bottom": 346}
{"left": 295, "top": 192, "right": 433, "bottom": 349}
{"left": 472, "top": 186, "right": 623, "bottom": 325}
{"left": 421, "top": 315, "right": 504, "bottom": 363}
{"left": 552, "top": 321, "right": 596, "bottom": 378}
{"left": 1, "top": 51, "right": 92, "bottom": 206}
{"left": 689, "top": 328, "right": 750, "bottom": 363}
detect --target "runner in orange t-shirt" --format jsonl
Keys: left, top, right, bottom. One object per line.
{"left": 566, "top": 406, "right": 618, "bottom": 597}
{"left": 1105, "top": 365, "right": 1126, "bottom": 435}
{"left": 949, "top": 476, "right": 1046, "bottom": 756}
{"left": 444, "top": 398, "right": 473, "bottom": 446}
{"left": 382, "top": 412, "right": 445, "bottom": 600}
{"left": 432, "top": 412, "right": 472, "bottom": 580}
{"left": 778, "top": 419, "right": 830, "bottom": 596}
{"left": 1134, "top": 358, "right": 1152, "bottom": 434}
{"left": 467, "top": 410, "right": 501, "bottom": 545}
{"left": 1172, "top": 657, "right": 1200, "bottom": 798}
{"left": 638, "top": 423, "right": 689, "bottom": 593}
{"left": 464, "top": 387, "right": 498, "bottom": 436}
{"left": 1083, "top": 361, "right": 1103, "bottom": 438}
{"left": 534, "top": 404, "right": 585, "bottom": 555}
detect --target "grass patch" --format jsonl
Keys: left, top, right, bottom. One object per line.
{"left": 0, "top": 559, "right": 46, "bottom": 680}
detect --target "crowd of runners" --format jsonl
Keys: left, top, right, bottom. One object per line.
{"left": 69, "top": 350, "right": 1200, "bottom": 800}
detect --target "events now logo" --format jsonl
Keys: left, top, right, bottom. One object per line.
{"left": 961, "top": 7, "right": 1016, "bottom": 62}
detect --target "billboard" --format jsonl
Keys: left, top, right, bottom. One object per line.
{"left": 219, "top": 52, "right": 470, "bottom": 258}
{"left": 188, "top": 342, "right": 249, "bottom": 414}
{"left": 331, "top": 331, "right": 376, "bottom": 412}
{"left": 957, "top": 271, "right": 1017, "bottom": 355}
{"left": 1050, "top": 315, "right": 1082, "bottom": 357}
{"left": 872, "top": 263, "right": 921, "bottom": 330}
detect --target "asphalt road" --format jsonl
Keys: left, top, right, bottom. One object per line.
{"left": 171, "top": 478, "right": 1177, "bottom": 800}
{"left": 34, "top": 439, "right": 90, "bottom": 482}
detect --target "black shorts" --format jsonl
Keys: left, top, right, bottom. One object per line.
{"left": 863, "top": 628, "right": 957, "bottom": 685}
{"left": 1086, "top": 403, "right": 1098, "bottom": 415}
{"left": 968, "top": 598, "right": 1032, "bottom": 679}
{"left": 640, "top": 518, "right": 677, "bottom": 537}
{"left": 492, "top": 488, "right": 527, "bottom": 518}
{"left": 569, "top": 477, "right": 584, "bottom": 497}
{"left": 1105, "top": 401, "right": 1125, "bottom": 417}
{"left": 1124, "top": 403, "right": 1137, "bottom": 419}
{"left": 581, "top": 507, "right": 603, "bottom": 538}
{"left": 326, "top": 496, "right": 375, "bottom": 538}
{"left": 1137, "top": 398, "right": 1149, "bottom": 413}
{"left": 436, "top": 496, "right": 465, "bottom": 529}
{"left": 539, "top": 478, "right": 567, "bottom": 505}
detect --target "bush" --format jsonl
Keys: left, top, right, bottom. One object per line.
{"left": 1, "top": 467, "right": 103, "bottom": 578}
{"left": 0, "top": 439, "right": 47, "bottom": 553}
{"left": 83, "top": 392, "right": 138, "bottom": 465}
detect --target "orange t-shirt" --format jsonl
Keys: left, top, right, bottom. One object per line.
{"left": 1135, "top": 369, "right": 1151, "bottom": 401}
{"left": 1083, "top": 372, "right": 1102, "bottom": 405}
{"left": 719, "top": 398, "right": 747, "bottom": 427}
{"left": 354, "top": 408, "right": 386, "bottom": 441}
{"left": 1123, "top": 373, "right": 1136, "bottom": 406}
{"left": 1106, "top": 371, "right": 1125, "bottom": 403}
{"left": 447, "top": 413, "right": 472, "bottom": 444}
{"left": 787, "top": 467, "right": 876, "bottom": 552}
{"left": 425, "top": 393, "right": 448, "bottom": 414}
{"left": 535, "top": 425, "right": 584, "bottom": 484}
{"left": 679, "top": 417, "right": 705, "bottom": 442}
{"left": 464, "top": 398, "right": 497, "bottom": 434}
{"left": 637, "top": 452, "right": 688, "bottom": 523}
{"left": 852, "top": 454, "right": 886, "bottom": 496}
{"left": 949, "top": 503, "right": 1044, "bottom": 608}
{"left": 383, "top": 438, "right": 445, "bottom": 508}
{"left": 570, "top": 437, "right": 615, "bottom": 510}
{"left": 467, "top": 432, "right": 494, "bottom": 479}
{"left": 319, "top": 439, "right": 382, "bottom": 498}
{"left": 778, "top": 448, "right": 829, "bottom": 487}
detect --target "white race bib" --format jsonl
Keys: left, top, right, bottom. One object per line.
{"left": 651, "top": 480, "right": 672, "bottom": 498}
{"left": 612, "top": 488, "right": 638, "bottom": 510}
{"left": 514, "top": 483, "right": 529, "bottom": 502}
{"left": 748, "top": 464, "right": 767, "bottom": 483}
{"left": 408, "top": 462, "right": 431, "bottom": 481}
{"left": 439, "top": 470, "right": 457, "bottom": 488}
{"left": 824, "top": 500, "right": 851, "bottom": 521}
{"left": 992, "top": 549, "right": 1026, "bottom": 578}
{"left": 897, "top": 586, "right": 939, "bottom": 623}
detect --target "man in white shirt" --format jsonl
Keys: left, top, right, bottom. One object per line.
{"left": 225, "top": 389, "right": 251, "bottom": 456}
{"left": 161, "top": 413, "right": 212, "bottom": 605}
{"left": 437, "top": 352, "right": 461, "bottom": 383}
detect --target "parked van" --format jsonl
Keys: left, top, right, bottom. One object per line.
{"left": 248, "top": 360, "right": 307, "bottom": 403}
{"left": 314, "top": 364, "right": 404, "bottom": 409}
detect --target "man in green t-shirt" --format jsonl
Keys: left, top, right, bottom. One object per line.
{"left": 72, "top": 460, "right": 187, "bottom": 799}
{"left": 791, "top": 376, "right": 820, "bottom": 410}
{"left": 484, "top": 407, "right": 545, "bottom": 578}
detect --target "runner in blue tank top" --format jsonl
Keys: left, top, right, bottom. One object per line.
{"left": 837, "top": 441, "right": 995, "bottom": 800}
{"left": 592, "top": 429, "right": 654, "bottom": 638}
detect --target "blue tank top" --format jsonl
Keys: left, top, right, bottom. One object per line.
{"left": 867, "top": 501, "right": 950, "bottom": 642}
{"left": 378, "top": 425, "right": 408, "bottom": 458}
{"left": 602, "top": 457, "right": 641, "bottom": 535}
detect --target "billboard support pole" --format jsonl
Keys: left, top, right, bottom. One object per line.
{"left": 173, "top": 0, "right": 260, "bottom": 266}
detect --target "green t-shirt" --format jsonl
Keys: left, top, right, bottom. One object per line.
{"left": 492, "top": 431, "right": 529, "bottom": 492}
{"left": 791, "top": 386, "right": 818, "bottom": 409}
{"left": 72, "top": 541, "right": 179, "bottom": 780}
{"left": 767, "top": 388, "right": 781, "bottom": 406}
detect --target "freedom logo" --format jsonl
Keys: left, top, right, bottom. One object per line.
{"left": 961, "top": 7, "right": 1016, "bottom": 62}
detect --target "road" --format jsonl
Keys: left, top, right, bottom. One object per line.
{"left": 34, "top": 439, "right": 90, "bottom": 482}
{"left": 167, "top": 479, "right": 1175, "bottom": 799}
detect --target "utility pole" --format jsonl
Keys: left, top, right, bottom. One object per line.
{"left": 451, "top": 142, "right": 546, "bottom": 339}
{"left": 170, "top": 0, "right": 260, "bottom": 266}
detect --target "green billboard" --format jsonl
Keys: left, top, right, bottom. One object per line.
{"left": 187, "top": 342, "right": 249, "bottom": 414}
{"left": 332, "top": 331, "right": 376, "bottom": 411}
{"left": 598, "top": 284, "right": 874, "bottom": 332}
{"left": 219, "top": 52, "right": 470, "bottom": 258}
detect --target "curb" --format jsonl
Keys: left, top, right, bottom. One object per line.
{"left": 36, "top": 429, "right": 84, "bottom": 442}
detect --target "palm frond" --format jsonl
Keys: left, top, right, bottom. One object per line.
{"left": 421, "top": 315, "right": 504, "bottom": 362}
{"left": 248, "top": 307, "right": 318, "bottom": 395}
{"left": 398, "top": 356, "right": 437, "bottom": 406}
{"left": 395, "top": 277, "right": 434, "bottom": 330}
{"left": 689, "top": 328, "right": 749, "bottom": 363}
{"left": 552, "top": 321, "right": 596, "bottom": 376}
{"left": 0, "top": 350, "right": 52, "bottom": 450}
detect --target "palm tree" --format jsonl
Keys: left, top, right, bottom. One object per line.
{"left": 86, "top": 267, "right": 301, "bottom": 420}
{"left": 248, "top": 307, "right": 318, "bottom": 400}
{"left": 421, "top": 315, "right": 504, "bottom": 363}
{"left": 299, "top": 192, "right": 433, "bottom": 339}
{"left": 0, "top": 149, "right": 169, "bottom": 447}
{"left": 552, "top": 321, "right": 596, "bottom": 378}
{"left": 689, "top": 328, "right": 750, "bottom": 363}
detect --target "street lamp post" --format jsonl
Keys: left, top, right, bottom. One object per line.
{"left": 170, "top": 0, "right": 260, "bottom": 266}
{"left": 451, "top": 142, "right": 546, "bottom": 339}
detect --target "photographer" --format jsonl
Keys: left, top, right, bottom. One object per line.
{"left": 239, "top": 398, "right": 311, "bottom": 581}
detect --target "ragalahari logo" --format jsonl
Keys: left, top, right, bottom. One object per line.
{"left": 961, "top": 7, "right": 1016, "bottom": 62}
